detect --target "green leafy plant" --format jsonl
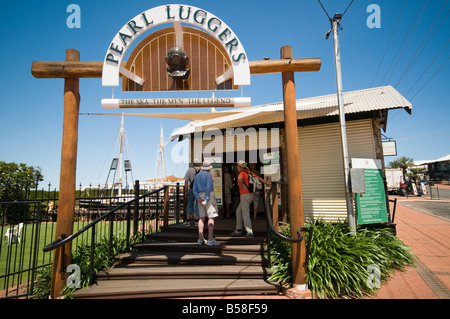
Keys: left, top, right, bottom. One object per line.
{"left": 269, "top": 219, "right": 414, "bottom": 299}
{"left": 62, "top": 233, "right": 141, "bottom": 298}
{"left": 268, "top": 223, "right": 293, "bottom": 287}
{"left": 32, "top": 265, "right": 53, "bottom": 299}
{"left": 32, "top": 232, "right": 142, "bottom": 299}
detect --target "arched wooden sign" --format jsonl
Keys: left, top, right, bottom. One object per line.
{"left": 123, "top": 26, "right": 237, "bottom": 91}
{"left": 102, "top": 4, "right": 250, "bottom": 90}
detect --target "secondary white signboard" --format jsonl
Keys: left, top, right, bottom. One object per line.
{"left": 382, "top": 141, "right": 397, "bottom": 156}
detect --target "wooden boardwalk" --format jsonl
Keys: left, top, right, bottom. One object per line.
{"left": 71, "top": 218, "right": 281, "bottom": 299}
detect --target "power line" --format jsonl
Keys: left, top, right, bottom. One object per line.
{"left": 385, "top": 0, "right": 430, "bottom": 84}
{"left": 406, "top": 40, "right": 449, "bottom": 99}
{"left": 410, "top": 57, "right": 448, "bottom": 101}
{"left": 395, "top": 3, "right": 449, "bottom": 87}
{"left": 379, "top": 0, "right": 425, "bottom": 85}
{"left": 317, "top": 0, "right": 332, "bottom": 20}
{"left": 341, "top": 0, "right": 354, "bottom": 19}
{"left": 317, "top": 0, "right": 355, "bottom": 22}
{"left": 370, "top": 0, "right": 407, "bottom": 87}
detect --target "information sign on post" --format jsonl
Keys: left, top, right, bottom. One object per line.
{"left": 351, "top": 158, "right": 388, "bottom": 225}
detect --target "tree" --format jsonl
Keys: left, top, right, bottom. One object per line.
{"left": 0, "top": 161, "right": 44, "bottom": 223}
{"left": 387, "top": 156, "right": 414, "bottom": 176}
{"left": 0, "top": 161, "right": 44, "bottom": 201}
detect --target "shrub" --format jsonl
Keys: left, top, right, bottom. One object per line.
{"left": 62, "top": 233, "right": 140, "bottom": 298}
{"left": 32, "top": 265, "right": 52, "bottom": 299}
{"left": 269, "top": 219, "right": 414, "bottom": 299}
{"left": 32, "top": 232, "right": 141, "bottom": 299}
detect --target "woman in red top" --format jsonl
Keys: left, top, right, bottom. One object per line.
{"left": 231, "top": 160, "right": 270, "bottom": 238}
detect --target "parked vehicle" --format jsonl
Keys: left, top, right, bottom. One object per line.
{"left": 385, "top": 168, "right": 404, "bottom": 194}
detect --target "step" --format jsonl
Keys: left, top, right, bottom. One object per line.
{"left": 97, "top": 264, "right": 273, "bottom": 280}
{"left": 132, "top": 241, "right": 265, "bottom": 254}
{"left": 147, "top": 232, "right": 266, "bottom": 245}
{"left": 71, "top": 278, "right": 280, "bottom": 299}
{"left": 115, "top": 251, "right": 268, "bottom": 266}
{"left": 163, "top": 219, "right": 268, "bottom": 237}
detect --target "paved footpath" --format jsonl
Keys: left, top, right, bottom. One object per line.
{"left": 366, "top": 196, "right": 450, "bottom": 299}
{"left": 186, "top": 194, "right": 450, "bottom": 300}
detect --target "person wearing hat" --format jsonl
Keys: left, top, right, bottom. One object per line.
{"left": 192, "top": 161, "right": 220, "bottom": 246}
{"left": 183, "top": 160, "right": 201, "bottom": 226}
{"left": 231, "top": 160, "right": 270, "bottom": 238}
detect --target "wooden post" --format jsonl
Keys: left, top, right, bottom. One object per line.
{"left": 133, "top": 180, "right": 140, "bottom": 236}
{"left": 279, "top": 129, "right": 288, "bottom": 223}
{"left": 163, "top": 186, "right": 170, "bottom": 229}
{"left": 280, "top": 45, "right": 307, "bottom": 289}
{"left": 50, "top": 49, "right": 81, "bottom": 298}
{"left": 271, "top": 183, "right": 279, "bottom": 231}
{"left": 31, "top": 59, "right": 320, "bottom": 78}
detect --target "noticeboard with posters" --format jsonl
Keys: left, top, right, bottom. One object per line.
{"left": 204, "top": 157, "right": 223, "bottom": 208}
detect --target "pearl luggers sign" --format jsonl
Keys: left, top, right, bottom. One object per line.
{"left": 102, "top": 4, "right": 250, "bottom": 88}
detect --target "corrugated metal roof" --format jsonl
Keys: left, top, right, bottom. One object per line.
{"left": 170, "top": 85, "right": 412, "bottom": 140}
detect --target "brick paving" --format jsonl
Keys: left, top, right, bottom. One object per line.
{"left": 366, "top": 196, "right": 450, "bottom": 299}
{"left": 217, "top": 195, "right": 450, "bottom": 300}
{"left": 185, "top": 196, "right": 450, "bottom": 300}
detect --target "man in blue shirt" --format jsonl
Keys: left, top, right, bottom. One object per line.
{"left": 193, "top": 161, "right": 220, "bottom": 246}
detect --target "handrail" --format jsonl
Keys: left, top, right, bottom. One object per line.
{"left": 264, "top": 183, "right": 303, "bottom": 243}
{"left": 389, "top": 197, "right": 397, "bottom": 223}
{"left": 43, "top": 187, "right": 164, "bottom": 253}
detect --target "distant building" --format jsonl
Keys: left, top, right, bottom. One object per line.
{"left": 415, "top": 154, "right": 450, "bottom": 183}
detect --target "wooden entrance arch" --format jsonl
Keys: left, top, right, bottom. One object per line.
{"left": 32, "top": 49, "right": 320, "bottom": 298}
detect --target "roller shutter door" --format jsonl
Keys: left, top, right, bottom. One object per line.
{"left": 298, "top": 119, "right": 376, "bottom": 222}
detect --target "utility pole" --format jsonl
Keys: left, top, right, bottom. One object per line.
{"left": 328, "top": 13, "right": 356, "bottom": 232}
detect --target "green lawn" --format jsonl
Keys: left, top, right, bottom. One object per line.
{"left": 1, "top": 220, "right": 143, "bottom": 292}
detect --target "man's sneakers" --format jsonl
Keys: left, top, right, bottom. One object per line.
{"left": 230, "top": 230, "right": 254, "bottom": 238}
{"left": 206, "top": 238, "right": 221, "bottom": 246}
{"left": 230, "top": 229, "right": 243, "bottom": 236}
{"left": 197, "top": 238, "right": 207, "bottom": 246}
{"left": 197, "top": 238, "right": 221, "bottom": 246}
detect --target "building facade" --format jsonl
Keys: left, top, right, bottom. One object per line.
{"left": 171, "top": 85, "right": 412, "bottom": 222}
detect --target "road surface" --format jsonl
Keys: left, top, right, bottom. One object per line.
{"left": 398, "top": 200, "right": 450, "bottom": 222}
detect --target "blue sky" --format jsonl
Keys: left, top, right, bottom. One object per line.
{"left": 0, "top": 0, "right": 448, "bottom": 189}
